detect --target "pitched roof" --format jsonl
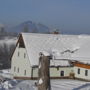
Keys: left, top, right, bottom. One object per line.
{"left": 21, "top": 33, "right": 90, "bottom": 66}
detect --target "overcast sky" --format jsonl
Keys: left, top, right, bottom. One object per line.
{"left": 0, "top": 0, "right": 90, "bottom": 34}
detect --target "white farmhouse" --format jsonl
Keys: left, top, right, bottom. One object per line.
{"left": 11, "top": 33, "right": 90, "bottom": 81}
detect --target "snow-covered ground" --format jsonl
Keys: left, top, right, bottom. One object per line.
{"left": 0, "top": 70, "right": 90, "bottom": 90}
{"left": 0, "top": 37, "right": 17, "bottom": 46}
{"left": 0, "top": 69, "right": 13, "bottom": 79}
{"left": 0, "top": 79, "right": 90, "bottom": 90}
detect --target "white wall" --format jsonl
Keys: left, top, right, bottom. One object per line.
{"left": 50, "top": 67, "right": 73, "bottom": 77}
{"left": 32, "top": 66, "right": 90, "bottom": 80}
{"left": 11, "top": 44, "right": 32, "bottom": 77}
{"left": 32, "top": 67, "right": 73, "bottom": 78}
{"left": 74, "top": 66, "right": 90, "bottom": 80}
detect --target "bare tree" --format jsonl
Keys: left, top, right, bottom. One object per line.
{"left": 0, "top": 43, "right": 15, "bottom": 69}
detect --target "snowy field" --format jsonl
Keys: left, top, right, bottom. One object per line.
{"left": 0, "top": 70, "right": 90, "bottom": 90}
{"left": 0, "top": 79, "right": 90, "bottom": 90}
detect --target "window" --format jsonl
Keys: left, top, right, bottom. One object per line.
{"left": 24, "top": 70, "right": 26, "bottom": 75}
{"left": 57, "top": 67, "right": 59, "bottom": 70}
{"left": 24, "top": 53, "right": 26, "bottom": 58}
{"left": 78, "top": 68, "right": 80, "bottom": 74}
{"left": 14, "top": 67, "right": 16, "bottom": 72}
{"left": 18, "top": 52, "right": 20, "bottom": 56}
{"left": 17, "top": 68, "right": 19, "bottom": 73}
{"left": 85, "top": 70, "right": 88, "bottom": 76}
{"left": 61, "top": 71, "right": 64, "bottom": 76}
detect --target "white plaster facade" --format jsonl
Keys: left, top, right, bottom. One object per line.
{"left": 74, "top": 66, "right": 90, "bottom": 81}
{"left": 32, "top": 67, "right": 73, "bottom": 78}
{"left": 11, "top": 44, "right": 32, "bottom": 77}
{"left": 50, "top": 67, "right": 73, "bottom": 77}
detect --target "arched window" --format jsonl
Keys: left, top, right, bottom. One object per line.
{"left": 61, "top": 71, "right": 64, "bottom": 76}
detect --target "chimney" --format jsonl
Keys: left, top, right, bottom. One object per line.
{"left": 51, "top": 29, "right": 60, "bottom": 34}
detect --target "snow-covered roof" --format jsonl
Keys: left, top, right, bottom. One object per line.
{"left": 50, "top": 59, "right": 70, "bottom": 66}
{"left": 22, "top": 33, "right": 90, "bottom": 66}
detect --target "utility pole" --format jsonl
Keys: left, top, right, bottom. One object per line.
{"left": 38, "top": 52, "right": 51, "bottom": 90}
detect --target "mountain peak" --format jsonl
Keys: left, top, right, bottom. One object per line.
{"left": 23, "top": 21, "right": 32, "bottom": 24}
{"left": 7, "top": 21, "right": 50, "bottom": 33}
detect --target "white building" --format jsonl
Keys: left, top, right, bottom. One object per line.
{"left": 11, "top": 33, "right": 90, "bottom": 81}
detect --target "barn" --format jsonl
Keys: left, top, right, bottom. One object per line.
{"left": 11, "top": 33, "right": 90, "bottom": 81}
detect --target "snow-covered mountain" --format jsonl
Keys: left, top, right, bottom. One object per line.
{"left": 7, "top": 21, "right": 50, "bottom": 33}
